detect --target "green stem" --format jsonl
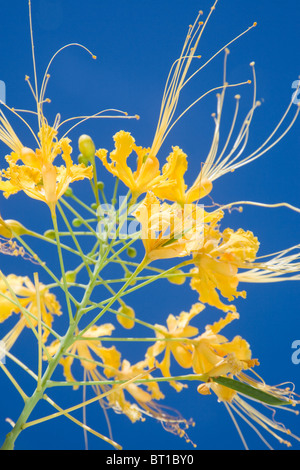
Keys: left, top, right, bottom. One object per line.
{"left": 0, "top": 319, "right": 77, "bottom": 450}
{"left": 47, "top": 372, "right": 209, "bottom": 389}
{"left": 0, "top": 219, "right": 117, "bottom": 450}
{"left": 0, "top": 362, "right": 28, "bottom": 402}
{"left": 52, "top": 213, "right": 74, "bottom": 324}
{"left": 25, "top": 229, "right": 86, "bottom": 257}
{"left": 78, "top": 256, "right": 149, "bottom": 336}
{"left": 67, "top": 194, "right": 97, "bottom": 216}
{"left": 83, "top": 259, "right": 193, "bottom": 314}
{"left": 57, "top": 202, "right": 93, "bottom": 277}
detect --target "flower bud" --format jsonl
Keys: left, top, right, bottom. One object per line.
{"left": 44, "top": 230, "right": 56, "bottom": 240}
{"left": 78, "top": 134, "right": 96, "bottom": 160}
{"left": 64, "top": 187, "right": 73, "bottom": 197}
{"left": 117, "top": 304, "right": 135, "bottom": 329}
{"left": 167, "top": 269, "right": 186, "bottom": 285}
{"left": 65, "top": 271, "right": 77, "bottom": 283}
{"left": 72, "top": 218, "right": 82, "bottom": 227}
{"left": 97, "top": 181, "right": 104, "bottom": 190}
{"left": 127, "top": 247, "right": 137, "bottom": 258}
{"left": 78, "top": 153, "right": 89, "bottom": 167}
{"left": 0, "top": 219, "right": 30, "bottom": 238}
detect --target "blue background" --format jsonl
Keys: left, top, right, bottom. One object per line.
{"left": 0, "top": 0, "right": 299, "bottom": 451}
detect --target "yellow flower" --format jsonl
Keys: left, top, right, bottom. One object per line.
{"left": 151, "top": 146, "right": 212, "bottom": 205}
{"left": 191, "top": 311, "right": 253, "bottom": 376}
{"left": 102, "top": 357, "right": 164, "bottom": 423}
{"left": 96, "top": 131, "right": 160, "bottom": 200}
{"left": 97, "top": 135, "right": 212, "bottom": 207}
{"left": 146, "top": 303, "right": 204, "bottom": 391}
{"left": 190, "top": 226, "right": 260, "bottom": 311}
{"left": 0, "top": 274, "right": 61, "bottom": 347}
{"left": 0, "top": 119, "right": 93, "bottom": 214}
{"left": 133, "top": 192, "right": 205, "bottom": 261}
{"left": 101, "top": 355, "right": 194, "bottom": 444}
{"left": 0, "top": 37, "right": 123, "bottom": 215}
{"left": 46, "top": 324, "right": 119, "bottom": 389}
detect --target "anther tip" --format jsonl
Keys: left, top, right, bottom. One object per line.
{"left": 247, "top": 79, "right": 252, "bottom": 84}
{"left": 92, "top": 55, "right": 97, "bottom": 60}
{"left": 250, "top": 61, "right": 255, "bottom": 67}
{"left": 135, "top": 115, "right": 140, "bottom": 120}
{"left": 253, "top": 21, "right": 257, "bottom": 27}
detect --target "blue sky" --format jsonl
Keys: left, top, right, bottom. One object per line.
{"left": 0, "top": 0, "right": 300, "bottom": 450}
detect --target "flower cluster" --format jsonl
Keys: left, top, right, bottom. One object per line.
{"left": 0, "top": 0, "right": 300, "bottom": 452}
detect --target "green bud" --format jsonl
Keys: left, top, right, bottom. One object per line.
{"left": 72, "top": 218, "right": 82, "bottom": 227}
{"left": 78, "top": 134, "right": 96, "bottom": 159}
{"left": 127, "top": 247, "right": 137, "bottom": 258}
{"left": 44, "top": 229, "right": 56, "bottom": 240}
{"left": 65, "top": 271, "right": 77, "bottom": 283}
{"left": 91, "top": 203, "right": 98, "bottom": 210}
{"left": 64, "top": 187, "right": 73, "bottom": 197}
{"left": 167, "top": 269, "right": 186, "bottom": 285}
{"left": 78, "top": 153, "right": 89, "bottom": 167}
{"left": 97, "top": 181, "right": 104, "bottom": 190}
